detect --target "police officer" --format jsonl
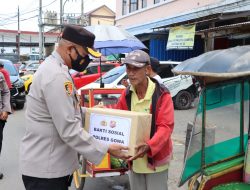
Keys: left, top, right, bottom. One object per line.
{"left": 20, "top": 25, "right": 129, "bottom": 190}
{"left": 0, "top": 72, "right": 11, "bottom": 179}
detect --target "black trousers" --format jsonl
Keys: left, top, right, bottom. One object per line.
{"left": 0, "top": 120, "right": 6, "bottom": 155}
{"left": 22, "top": 175, "right": 73, "bottom": 190}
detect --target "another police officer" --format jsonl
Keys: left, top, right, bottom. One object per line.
{"left": 0, "top": 72, "right": 11, "bottom": 179}
{"left": 19, "top": 25, "right": 129, "bottom": 190}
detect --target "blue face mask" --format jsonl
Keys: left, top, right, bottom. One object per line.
{"left": 69, "top": 47, "right": 90, "bottom": 72}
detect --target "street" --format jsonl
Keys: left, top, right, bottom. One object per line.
{"left": 0, "top": 0, "right": 248, "bottom": 189}
{"left": 0, "top": 104, "right": 196, "bottom": 190}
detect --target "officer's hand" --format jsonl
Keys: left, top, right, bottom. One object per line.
{"left": 128, "top": 143, "right": 150, "bottom": 161}
{"left": 108, "top": 144, "right": 130, "bottom": 160}
{"left": 0, "top": 111, "right": 8, "bottom": 121}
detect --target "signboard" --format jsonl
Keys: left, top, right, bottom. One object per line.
{"left": 89, "top": 113, "right": 131, "bottom": 146}
{"left": 167, "top": 24, "right": 196, "bottom": 50}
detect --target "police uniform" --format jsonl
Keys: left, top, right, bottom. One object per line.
{"left": 20, "top": 51, "right": 108, "bottom": 186}
{"left": 0, "top": 72, "right": 11, "bottom": 179}
{"left": 0, "top": 72, "right": 11, "bottom": 152}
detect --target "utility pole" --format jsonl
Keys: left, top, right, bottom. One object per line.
{"left": 81, "top": 0, "right": 84, "bottom": 16}
{"left": 81, "top": 0, "right": 84, "bottom": 25}
{"left": 60, "top": 0, "right": 69, "bottom": 30}
{"left": 60, "top": 0, "right": 63, "bottom": 30}
{"left": 17, "top": 6, "right": 20, "bottom": 61}
{"left": 1, "top": 35, "right": 4, "bottom": 53}
{"left": 38, "top": 0, "right": 44, "bottom": 59}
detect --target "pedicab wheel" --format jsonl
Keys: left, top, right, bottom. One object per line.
{"left": 73, "top": 156, "right": 86, "bottom": 190}
{"left": 188, "top": 178, "right": 200, "bottom": 190}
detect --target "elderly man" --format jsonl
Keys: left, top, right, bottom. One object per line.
{"left": 20, "top": 25, "right": 129, "bottom": 190}
{"left": 115, "top": 50, "right": 174, "bottom": 190}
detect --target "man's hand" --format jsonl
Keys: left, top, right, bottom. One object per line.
{"left": 108, "top": 144, "right": 130, "bottom": 160}
{"left": 0, "top": 111, "right": 8, "bottom": 121}
{"left": 128, "top": 143, "right": 150, "bottom": 161}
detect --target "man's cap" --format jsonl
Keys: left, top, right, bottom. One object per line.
{"left": 123, "top": 50, "right": 150, "bottom": 68}
{"left": 0, "top": 61, "right": 4, "bottom": 67}
{"left": 61, "top": 25, "right": 101, "bottom": 58}
{"left": 150, "top": 57, "right": 160, "bottom": 72}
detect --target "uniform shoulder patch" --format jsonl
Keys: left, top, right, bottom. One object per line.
{"left": 64, "top": 81, "right": 73, "bottom": 96}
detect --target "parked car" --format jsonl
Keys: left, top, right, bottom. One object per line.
{"left": 159, "top": 61, "right": 199, "bottom": 109}
{"left": 19, "top": 61, "right": 40, "bottom": 76}
{"left": 21, "top": 74, "right": 33, "bottom": 93}
{"left": 162, "top": 75, "right": 198, "bottom": 109}
{"left": 0, "top": 53, "right": 19, "bottom": 64}
{"left": 71, "top": 61, "right": 120, "bottom": 89}
{"left": 28, "top": 53, "right": 39, "bottom": 61}
{"left": 80, "top": 65, "right": 127, "bottom": 90}
{"left": 20, "top": 61, "right": 120, "bottom": 93}
{"left": 20, "top": 53, "right": 40, "bottom": 69}
{"left": 0, "top": 53, "right": 22, "bottom": 70}
{"left": 80, "top": 61, "right": 199, "bottom": 110}
{"left": 0, "top": 59, "right": 26, "bottom": 109}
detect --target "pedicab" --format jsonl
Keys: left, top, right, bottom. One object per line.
{"left": 172, "top": 45, "right": 250, "bottom": 190}
{"left": 73, "top": 88, "right": 128, "bottom": 190}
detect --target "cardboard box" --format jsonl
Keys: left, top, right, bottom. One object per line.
{"left": 85, "top": 107, "right": 152, "bottom": 156}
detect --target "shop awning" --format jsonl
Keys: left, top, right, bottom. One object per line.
{"left": 125, "top": 0, "right": 250, "bottom": 35}
{"left": 196, "top": 21, "right": 250, "bottom": 34}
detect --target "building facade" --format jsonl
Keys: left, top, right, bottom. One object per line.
{"left": 86, "top": 5, "right": 116, "bottom": 26}
{"left": 116, "top": 0, "right": 220, "bottom": 30}
{"left": 116, "top": 0, "right": 250, "bottom": 61}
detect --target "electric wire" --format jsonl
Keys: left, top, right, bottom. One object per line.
{"left": 0, "top": 15, "right": 38, "bottom": 27}
{"left": 0, "top": 0, "right": 58, "bottom": 26}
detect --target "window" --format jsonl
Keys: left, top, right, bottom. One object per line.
{"left": 101, "top": 65, "right": 116, "bottom": 72}
{"left": 142, "top": 0, "right": 147, "bottom": 8}
{"left": 96, "top": 66, "right": 126, "bottom": 84}
{"left": 154, "top": 0, "right": 160, "bottom": 4}
{"left": 129, "top": 0, "right": 138, "bottom": 13}
{"left": 26, "top": 63, "right": 40, "bottom": 70}
{"left": 29, "top": 54, "right": 39, "bottom": 61}
{"left": 86, "top": 66, "right": 98, "bottom": 75}
{"left": 0, "top": 60, "right": 18, "bottom": 76}
{"left": 122, "top": 0, "right": 127, "bottom": 15}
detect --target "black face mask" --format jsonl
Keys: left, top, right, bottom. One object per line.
{"left": 69, "top": 47, "right": 90, "bottom": 72}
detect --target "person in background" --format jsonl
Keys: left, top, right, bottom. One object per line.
{"left": 19, "top": 25, "right": 129, "bottom": 190}
{"left": 0, "top": 62, "right": 12, "bottom": 89}
{"left": 38, "top": 58, "right": 44, "bottom": 64}
{"left": 0, "top": 72, "right": 12, "bottom": 179}
{"left": 121, "top": 56, "right": 162, "bottom": 87}
{"left": 115, "top": 50, "right": 174, "bottom": 190}
{"left": 147, "top": 57, "right": 162, "bottom": 84}
{"left": 121, "top": 77, "right": 130, "bottom": 88}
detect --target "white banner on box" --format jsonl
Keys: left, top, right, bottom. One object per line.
{"left": 89, "top": 113, "right": 132, "bottom": 146}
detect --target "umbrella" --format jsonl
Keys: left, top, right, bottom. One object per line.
{"left": 84, "top": 25, "right": 147, "bottom": 56}
{"left": 172, "top": 45, "right": 250, "bottom": 83}
{"left": 84, "top": 25, "right": 147, "bottom": 88}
